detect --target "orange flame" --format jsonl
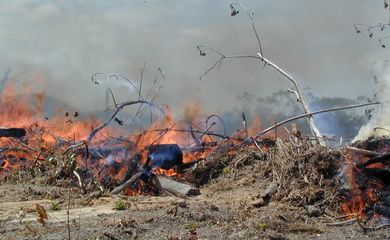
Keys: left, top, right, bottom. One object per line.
{"left": 341, "top": 151, "right": 384, "bottom": 218}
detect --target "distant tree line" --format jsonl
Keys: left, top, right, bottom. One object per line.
{"left": 221, "top": 90, "right": 370, "bottom": 140}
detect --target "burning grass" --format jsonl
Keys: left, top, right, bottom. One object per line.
{"left": 0, "top": 81, "right": 390, "bottom": 238}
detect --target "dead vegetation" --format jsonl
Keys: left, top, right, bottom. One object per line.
{"left": 1, "top": 2, "right": 390, "bottom": 240}
{"left": 2, "top": 129, "right": 390, "bottom": 239}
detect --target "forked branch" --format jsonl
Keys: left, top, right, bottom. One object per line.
{"left": 87, "top": 100, "right": 163, "bottom": 143}
{"left": 256, "top": 52, "right": 326, "bottom": 145}
{"left": 198, "top": 2, "right": 327, "bottom": 145}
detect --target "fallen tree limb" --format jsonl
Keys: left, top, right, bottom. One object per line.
{"left": 356, "top": 215, "right": 390, "bottom": 231}
{"left": 345, "top": 146, "right": 379, "bottom": 157}
{"left": 156, "top": 175, "right": 200, "bottom": 196}
{"left": 110, "top": 171, "right": 144, "bottom": 195}
{"left": 262, "top": 182, "right": 278, "bottom": 199}
{"left": 357, "top": 152, "right": 390, "bottom": 169}
{"left": 257, "top": 102, "right": 381, "bottom": 137}
{"left": 326, "top": 218, "right": 357, "bottom": 226}
{"left": 251, "top": 182, "right": 278, "bottom": 208}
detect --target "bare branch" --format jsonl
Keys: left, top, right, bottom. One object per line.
{"left": 344, "top": 146, "right": 379, "bottom": 157}
{"left": 131, "top": 67, "right": 166, "bottom": 124}
{"left": 257, "top": 102, "right": 381, "bottom": 137}
{"left": 108, "top": 88, "right": 118, "bottom": 110}
{"left": 241, "top": 112, "right": 248, "bottom": 137}
{"left": 287, "top": 88, "right": 301, "bottom": 102}
{"left": 257, "top": 52, "right": 326, "bottom": 145}
{"left": 87, "top": 100, "right": 164, "bottom": 143}
{"left": 91, "top": 72, "right": 143, "bottom": 100}
{"left": 230, "top": 2, "right": 263, "bottom": 56}
{"left": 148, "top": 128, "right": 229, "bottom": 140}
{"left": 197, "top": 45, "right": 260, "bottom": 80}
{"left": 374, "top": 126, "right": 390, "bottom": 133}
{"left": 199, "top": 122, "right": 217, "bottom": 141}
{"left": 139, "top": 62, "right": 146, "bottom": 101}
{"left": 379, "top": 36, "right": 390, "bottom": 48}
{"left": 64, "top": 141, "right": 86, "bottom": 154}
{"left": 205, "top": 114, "right": 227, "bottom": 137}
{"left": 326, "top": 218, "right": 357, "bottom": 226}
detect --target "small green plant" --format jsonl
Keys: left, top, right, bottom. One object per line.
{"left": 51, "top": 202, "right": 61, "bottom": 211}
{"left": 222, "top": 167, "right": 231, "bottom": 175}
{"left": 187, "top": 222, "right": 198, "bottom": 230}
{"left": 114, "top": 200, "right": 127, "bottom": 210}
{"left": 254, "top": 222, "right": 268, "bottom": 231}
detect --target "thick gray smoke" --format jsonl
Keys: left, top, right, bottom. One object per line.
{"left": 354, "top": 61, "right": 390, "bottom": 141}
{"left": 0, "top": 0, "right": 387, "bottom": 117}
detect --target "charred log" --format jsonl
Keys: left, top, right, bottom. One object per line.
{"left": 120, "top": 155, "right": 142, "bottom": 185}
{"left": 373, "top": 204, "right": 390, "bottom": 218}
{"left": 357, "top": 153, "right": 390, "bottom": 169}
{"left": 0, "top": 128, "right": 26, "bottom": 138}
{"left": 361, "top": 168, "right": 390, "bottom": 185}
{"left": 353, "top": 137, "right": 390, "bottom": 151}
{"left": 145, "top": 144, "right": 183, "bottom": 170}
{"left": 383, "top": 195, "right": 390, "bottom": 207}
{"left": 110, "top": 171, "right": 144, "bottom": 194}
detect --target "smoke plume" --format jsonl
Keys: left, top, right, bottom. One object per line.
{"left": 354, "top": 61, "right": 390, "bottom": 141}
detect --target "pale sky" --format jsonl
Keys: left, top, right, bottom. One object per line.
{"left": 0, "top": 0, "right": 388, "bottom": 116}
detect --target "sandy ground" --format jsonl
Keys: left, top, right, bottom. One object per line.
{"left": 1, "top": 162, "right": 389, "bottom": 240}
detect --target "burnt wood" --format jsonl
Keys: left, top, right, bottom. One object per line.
{"left": 357, "top": 153, "right": 390, "bottom": 169}
{"left": 120, "top": 155, "right": 141, "bottom": 184}
{"left": 383, "top": 195, "right": 390, "bottom": 207}
{"left": 156, "top": 175, "right": 200, "bottom": 196}
{"left": 0, "top": 128, "right": 26, "bottom": 138}
{"left": 362, "top": 168, "right": 390, "bottom": 185}
{"left": 373, "top": 204, "right": 390, "bottom": 218}
{"left": 146, "top": 144, "right": 183, "bottom": 170}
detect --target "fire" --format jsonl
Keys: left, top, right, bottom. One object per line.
{"left": 0, "top": 79, "right": 264, "bottom": 196}
{"left": 0, "top": 81, "right": 216, "bottom": 190}
{"left": 151, "top": 167, "right": 180, "bottom": 177}
{"left": 0, "top": 81, "right": 103, "bottom": 144}
{"left": 248, "top": 116, "right": 262, "bottom": 136}
{"left": 0, "top": 80, "right": 106, "bottom": 174}
{"left": 340, "top": 196, "right": 365, "bottom": 217}
{"left": 1, "top": 160, "right": 13, "bottom": 172}
{"left": 130, "top": 104, "right": 218, "bottom": 166}
{"left": 340, "top": 149, "right": 386, "bottom": 219}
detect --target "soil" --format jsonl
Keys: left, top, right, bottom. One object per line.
{"left": 1, "top": 160, "right": 389, "bottom": 240}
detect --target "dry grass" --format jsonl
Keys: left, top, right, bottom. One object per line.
{"left": 188, "top": 137, "right": 342, "bottom": 211}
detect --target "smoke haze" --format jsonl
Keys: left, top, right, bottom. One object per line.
{"left": 354, "top": 61, "right": 390, "bottom": 140}
{"left": 0, "top": 0, "right": 388, "bottom": 119}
